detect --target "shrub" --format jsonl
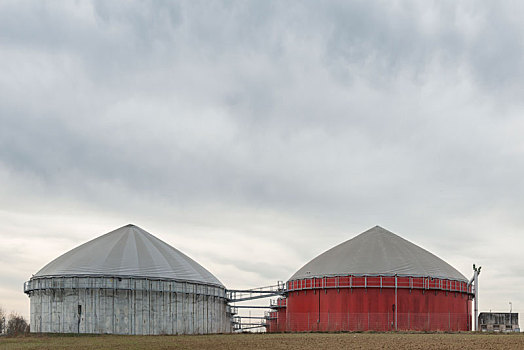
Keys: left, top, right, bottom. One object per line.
{"left": 6, "top": 313, "right": 29, "bottom": 336}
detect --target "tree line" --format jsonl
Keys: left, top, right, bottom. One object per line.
{"left": 0, "top": 305, "right": 29, "bottom": 336}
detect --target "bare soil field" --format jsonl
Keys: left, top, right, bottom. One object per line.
{"left": 1, "top": 332, "right": 524, "bottom": 350}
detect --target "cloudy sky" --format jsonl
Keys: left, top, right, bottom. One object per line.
{"left": 1, "top": 0, "right": 523, "bottom": 322}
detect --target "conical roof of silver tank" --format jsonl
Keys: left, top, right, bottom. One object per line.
{"left": 289, "top": 226, "right": 467, "bottom": 282}
{"left": 33, "top": 224, "right": 224, "bottom": 287}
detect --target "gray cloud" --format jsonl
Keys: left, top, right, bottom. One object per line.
{"left": 1, "top": 0, "right": 524, "bottom": 318}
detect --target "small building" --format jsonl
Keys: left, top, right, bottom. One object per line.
{"left": 478, "top": 312, "right": 519, "bottom": 332}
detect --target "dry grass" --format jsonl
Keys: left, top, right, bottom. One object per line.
{"left": 1, "top": 332, "right": 524, "bottom": 350}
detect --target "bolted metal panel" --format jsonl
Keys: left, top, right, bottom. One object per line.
{"left": 26, "top": 276, "right": 232, "bottom": 335}
{"left": 270, "top": 276, "right": 472, "bottom": 332}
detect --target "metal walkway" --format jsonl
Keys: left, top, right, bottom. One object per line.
{"left": 226, "top": 281, "right": 285, "bottom": 302}
{"left": 227, "top": 281, "right": 286, "bottom": 332}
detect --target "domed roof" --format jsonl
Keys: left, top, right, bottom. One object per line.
{"left": 289, "top": 226, "right": 467, "bottom": 282}
{"left": 34, "top": 224, "right": 224, "bottom": 287}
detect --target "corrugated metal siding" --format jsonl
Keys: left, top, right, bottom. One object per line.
{"left": 27, "top": 276, "right": 232, "bottom": 335}
{"left": 268, "top": 275, "right": 472, "bottom": 332}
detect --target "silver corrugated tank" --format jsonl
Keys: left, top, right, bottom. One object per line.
{"left": 24, "top": 224, "right": 233, "bottom": 334}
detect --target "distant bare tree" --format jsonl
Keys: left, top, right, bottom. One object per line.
{"left": 6, "top": 312, "right": 29, "bottom": 336}
{"left": 0, "top": 305, "right": 6, "bottom": 335}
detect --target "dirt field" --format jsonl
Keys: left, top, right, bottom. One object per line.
{"left": 1, "top": 332, "right": 524, "bottom": 350}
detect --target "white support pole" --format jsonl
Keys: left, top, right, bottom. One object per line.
{"left": 474, "top": 269, "right": 478, "bottom": 331}
{"left": 469, "top": 265, "right": 481, "bottom": 332}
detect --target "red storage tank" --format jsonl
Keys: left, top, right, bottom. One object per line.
{"left": 265, "top": 310, "right": 278, "bottom": 333}
{"left": 276, "top": 226, "right": 473, "bottom": 332}
{"left": 265, "top": 298, "right": 287, "bottom": 332}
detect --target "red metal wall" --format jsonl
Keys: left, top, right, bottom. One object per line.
{"left": 276, "top": 307, "right": 287, "bottom": 332}
{"left": 271, "top": 276, "right": 472, "bottom": 332}
{"left": 266, "top": 311, "right": 278, "bottom": 333}
{"left": 266, "top": 298, "right": 287, "bottom": 332}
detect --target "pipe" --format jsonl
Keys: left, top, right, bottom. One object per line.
{"left": 474, "top": 268, "right": 478, "bottom": 331}
{"left": 395, "top": 275, "right": 398, "bottom": 331}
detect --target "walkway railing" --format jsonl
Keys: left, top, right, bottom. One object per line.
{"left": 227, "top": 282, "right": 285, "bottom": 302}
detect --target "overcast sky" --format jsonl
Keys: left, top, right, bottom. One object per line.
{"left": 1, "top": 0, "right": 524, "bottom": 321}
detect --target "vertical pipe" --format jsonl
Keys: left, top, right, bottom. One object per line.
{"left": 395, "top": 275, "right": 398, "bottom": 331}
{"left": 112, "top": 281, "right": 115, "bottom": 334}
{"left": 318, "top": 286, "right": 321, "bottom": 329}
{"left": 149, "top": 280, "right": 151, "bottom": 334}
{"left": 474, "top": 269, "right": 478, "bottom": 331}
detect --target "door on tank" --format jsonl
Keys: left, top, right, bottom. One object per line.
{"left": 77, "top": 305, "right": 82, "bottom": 333}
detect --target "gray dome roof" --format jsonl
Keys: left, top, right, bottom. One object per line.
{"left": 34, "top": 224, "right": 224, "bottom": 287}
{"left": 289, "top": 226, "right": 467, "bottom": 282}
